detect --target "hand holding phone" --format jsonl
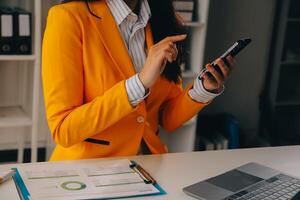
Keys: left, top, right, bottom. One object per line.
{"left": 199, "top": 38, "right": 252, "bottom": 78}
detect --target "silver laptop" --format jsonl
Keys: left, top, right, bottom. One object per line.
{"left": 183, "top": 162, "right": 300, "bottom": 200}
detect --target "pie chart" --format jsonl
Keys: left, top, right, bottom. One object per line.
{"left": 61, "top": 181, "right": 87, "bottom": 191}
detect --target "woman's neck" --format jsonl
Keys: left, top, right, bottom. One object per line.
{"left": 124, "top": 0, "right": 140, "bottom": 14}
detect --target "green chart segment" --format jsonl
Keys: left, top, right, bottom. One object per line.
{"left": 61, "top": 181, "right": 87, "bottom": 191}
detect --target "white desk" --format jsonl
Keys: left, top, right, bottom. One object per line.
{"left": 1, "top": 146, "right": 300, "bottom": 200}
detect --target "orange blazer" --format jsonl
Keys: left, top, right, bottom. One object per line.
{"left": 42, "top": 1, "right": 209, "bottom": 161}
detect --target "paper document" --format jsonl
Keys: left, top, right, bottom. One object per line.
{"left": 15, "top": 159, "right": 163, "bottom": 200}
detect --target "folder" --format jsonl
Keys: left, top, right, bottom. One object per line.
{"left": 0, "top": 7, "right": 14, "bottom": 54}
{"left": 13, "top": 7, "right": 32, "bottom": 55}
{"left": 12, "top": 159, "right": 166, "bottom": 200}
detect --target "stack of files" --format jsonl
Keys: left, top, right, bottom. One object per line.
{"left": 197, "top": 132, "right": 229, "bottom": 151}
{"left": 0, "top": 6, "right": 31, "bottom": 55}
{"left": 197, "top": 136, "right": 214, "bottom": 151}
{"left": 12, "top": 159, "right": 166, "bottom": 200}
{"left": 173, "top": 0, "right": 195, "bottom": 22}
{"left": 211, "top": 132, "right": 229, "bottom": 150}
{"left": 196, "top": 113, "right": 240, "bottom": 151}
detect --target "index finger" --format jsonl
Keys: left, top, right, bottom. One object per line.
{"left": 165, "top": 34, "right": 187, "bottom": 43}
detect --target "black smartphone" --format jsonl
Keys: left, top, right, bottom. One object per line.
{"left": 200, "top": 38, "right": 252, "bottom": 78}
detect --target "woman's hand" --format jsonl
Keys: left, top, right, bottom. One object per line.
{"left": 139, "top": 34, "right": 187, "bottom": 89}
{"left": 202, "top": 55, "right": 236, "bottom": 93}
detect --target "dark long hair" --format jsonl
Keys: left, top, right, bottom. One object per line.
{"left": 61, "top": 0, "right": 187, "bottom": 83}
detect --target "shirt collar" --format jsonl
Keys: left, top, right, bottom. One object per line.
{"left": 106, "top": 0, "right": 151, "bottom": 26}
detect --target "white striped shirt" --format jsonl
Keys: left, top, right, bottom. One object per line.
{"left": 106, "top": 0, "right": 222, "bottom": 106}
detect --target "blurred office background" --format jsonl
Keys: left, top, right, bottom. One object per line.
{"left": 0, "top": 0, "right": 299, "bottom": 163}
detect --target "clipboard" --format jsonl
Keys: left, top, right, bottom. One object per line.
{"left": 12, "top": 159, "right": 166, "bottom": 200}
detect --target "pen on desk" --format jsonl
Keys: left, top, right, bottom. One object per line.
{"left": 130, "top": 161, "right": 156, "bottom": 184}
{"left": 131, "top": 165, "right": 149, "bottom": 183}
{"left": 136, "top": 165, "right": 156, "bottom": 184}
{"left": 0, "top": 170, "right": 15, "bottom": 184}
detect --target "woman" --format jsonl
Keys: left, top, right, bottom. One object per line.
{"left": 42, "top": 0, "right": 235, "bottom": 161}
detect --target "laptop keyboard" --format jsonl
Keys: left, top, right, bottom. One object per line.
{"left": 225, "top": 174, "right": 300, "bottom": 200}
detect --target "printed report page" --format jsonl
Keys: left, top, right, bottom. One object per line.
{"left": 16, "top": 159, "right": 160, "bottom": 200}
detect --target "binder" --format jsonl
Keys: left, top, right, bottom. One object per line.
{"left": 176, "top": 11, "right": 193, "bottom": 22}
{"left": 13, "top": 7, "right": 32, "bottom": 55}
{"left": 173, "top": 0, "right": 195, "bottom": 11}
{"left": 0, "top": 6, "right": 32, "bottom": 55}
{"left": 12, "top": 159, "right": 166, "bottom": 200}
{"left": 173, "top": 0, "right": 195, "bottom": 22}
{"left": 0, "top": 7, "right": 14, "bottom": 54}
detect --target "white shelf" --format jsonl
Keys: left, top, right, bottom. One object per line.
{"left": 182, "top": 70, "right": 198, "bottom": 78}
{"left": 0, "top": 55, "right": 36, "bottom": 61}
{"left": 184, "top": 21, "right": 205, "bottom": 28}
{"left": 0, "top": 106, "right": 32, "bottom": 128}
{"left": 183, "top": 116, "right": 197, "bottom": 126}
{"left": 0, "top": 140, "right": 47, "bottom": 151}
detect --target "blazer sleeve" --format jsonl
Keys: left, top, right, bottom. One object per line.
{"left": 42, "top": 6, "right": 136, "bottom": 148}
{"left": 159, "top": 81, "right": 210, "bottom": 132}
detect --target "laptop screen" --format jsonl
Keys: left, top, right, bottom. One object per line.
{"left": 206, "top": 169, "right": 263, "bottom": 192}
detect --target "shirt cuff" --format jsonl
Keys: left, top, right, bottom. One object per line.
{"left": 188, "top": 76, "right": 224, "bottom": 103}
{"left": 125, "top": 74, "right": 150, "bottom": 107}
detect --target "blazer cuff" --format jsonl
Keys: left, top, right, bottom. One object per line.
{"left": 188, "top": 76, "right": 224, "bottom": 103}
{"left": 125, "top": 74, "right": 150, "bottom": 107}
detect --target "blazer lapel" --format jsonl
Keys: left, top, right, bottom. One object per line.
{"left": 88, "top": 1, "right": 136, "bottom": 79}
